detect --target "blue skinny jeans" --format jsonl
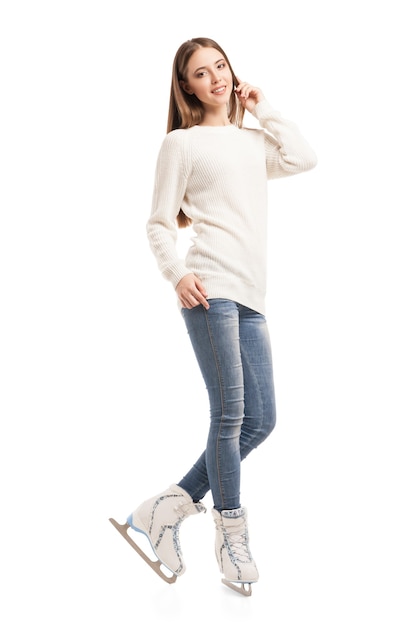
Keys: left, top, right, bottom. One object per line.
{"left": 178, "top": 299, "right": 276, "bottom": 511}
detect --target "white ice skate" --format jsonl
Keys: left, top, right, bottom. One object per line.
{"left": 109, "top": 484, "right": 206, "bottom": 584}
{"left": 212, "top": 507, "right": 259, "bottom": 596}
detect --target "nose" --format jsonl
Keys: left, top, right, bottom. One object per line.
{"left": 211, "top": 71, "right": 221, "bottom": 83}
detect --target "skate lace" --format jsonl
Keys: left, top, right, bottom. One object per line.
{"left": 227, "top": 527, "right": 251, "bottom": 562}
{"left": 229, "top": 535, "right": 251, "bottom": 562}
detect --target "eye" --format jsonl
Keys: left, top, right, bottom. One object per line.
{"left": 217, "top": 62, "right": 226, "bottom": 69}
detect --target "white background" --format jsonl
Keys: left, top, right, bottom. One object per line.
{"left": 1, "top": 1, "right": 416, "bottom": 624}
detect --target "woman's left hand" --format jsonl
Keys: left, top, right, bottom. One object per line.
{"left": 234, "top": 78, "right": 265, "bottom": 113}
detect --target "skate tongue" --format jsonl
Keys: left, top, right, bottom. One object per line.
{"left": 220, "top": 508, "right": 251, "bottom": 561}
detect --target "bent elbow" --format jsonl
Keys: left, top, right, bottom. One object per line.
{"left": 303, "top": 150, "right": 318, "bottom": 172}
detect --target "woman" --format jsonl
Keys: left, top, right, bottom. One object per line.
{"left": 110, "top": 37, "right": 317, "bottom": 596}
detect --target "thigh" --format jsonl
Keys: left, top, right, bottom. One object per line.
{"left": 181, "top": 299, "right": 244, "bottom": 417}
{"left": 239, "top": 306, "right": 276, "bottom": 419}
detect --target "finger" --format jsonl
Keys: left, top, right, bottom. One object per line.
{"left": 194, "top": 276, "right": 209, "bottom": 298}
{"left": 234, "top": 79, "right": 244, "bottom": 92}
{"left": 236, "top": 87, "right": 251, "bottom": 101}
{"left": 195, "top": 280, "right": 208, "bottom": 299}
{"left": 235, "top": 77, "right": 250, "bottom": 91}
{"left": 242, "top": 85, "right": 256, "bottom": 99}
{"left": 192, "top": 291, "right": 210, "bottom": 310}
{"left": 180, "top": 290, "right": 203, "bottom": 309}
{"left": 234, "top": 81, "right": 246, "bottom": 94}
{"left": 177, "top": 275, "right": 210, "bottom": 309}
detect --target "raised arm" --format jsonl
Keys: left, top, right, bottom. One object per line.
{"left": 234, "top": 78, "right": 317, "bottom": 177}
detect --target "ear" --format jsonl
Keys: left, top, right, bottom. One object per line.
{"left": 180, "top": 80, "right": 193, "bottom": 95}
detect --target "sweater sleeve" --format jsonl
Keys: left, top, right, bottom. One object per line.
{"left": 146, "top": 131, "right": 191, "bottom": 288}
{"left": 252, "top": 99, "right": 318, "bottom": 178}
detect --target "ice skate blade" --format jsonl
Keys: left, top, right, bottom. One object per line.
{"left": 109, "top": 518, "right": 177, "bottom": 585}
{"left": 222, "top": 578, "right": 253, "bottom": 597}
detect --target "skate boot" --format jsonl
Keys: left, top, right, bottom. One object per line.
{"left": 109, "top": 484, "right": 206, "bottom": 584}
{"left": 212, "top": 507, "right": 259, "bottom": 596}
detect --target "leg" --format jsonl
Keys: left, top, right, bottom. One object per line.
{"left": 178, "top": 301, "right": 276, "bottom": 506}
{"left": 180, "top": 299, "right": 244, "bottom": 511}
{"left": 239, "top": 304, "right": 277, "bottom": 459}
{"left": 179, "top": 301, "right": 276, "bottom": 593}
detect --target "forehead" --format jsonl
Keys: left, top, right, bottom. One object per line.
{"left": 187, "top": 47, "right": 224, "bottom": 72}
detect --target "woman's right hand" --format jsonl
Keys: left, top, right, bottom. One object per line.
{"left": 175, "top": 273, "right": 210, "bottom": 310}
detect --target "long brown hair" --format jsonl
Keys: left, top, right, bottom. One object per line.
{"left": 167, "top": 38, "right": 245, "bottom": 228}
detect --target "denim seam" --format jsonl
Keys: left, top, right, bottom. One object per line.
{"left": 203, "top": 306, "right": 227, "bottom": 510}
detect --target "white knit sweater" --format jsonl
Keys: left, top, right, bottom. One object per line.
{"left": 146, "top": 99, "right": 317, "bottom": 315}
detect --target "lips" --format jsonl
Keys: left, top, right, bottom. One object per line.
{"left": 212, "top": 86, "right": 226, "bottom": 94}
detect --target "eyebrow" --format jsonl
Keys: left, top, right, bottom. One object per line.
{"left": 192, "top": 58, "right": 225, "bottom": 74}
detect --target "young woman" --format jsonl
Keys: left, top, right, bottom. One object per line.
{"left": 110, "top": 37, "right": 317, "bottom": 596}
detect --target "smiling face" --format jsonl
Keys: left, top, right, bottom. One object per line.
{"left": 181, "top": 46, "right": 234, "bottom": 112}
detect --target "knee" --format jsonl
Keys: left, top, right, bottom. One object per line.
{"left": 240, "top": 409, "right": 276, "bottom": 454}
{"left": 261, "top": 409, "right": 276, "bottom": 441}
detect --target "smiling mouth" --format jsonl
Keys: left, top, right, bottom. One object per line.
{"left": 212, "top": 86, "right": 226, "bottom": 94}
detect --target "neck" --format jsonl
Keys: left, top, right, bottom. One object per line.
{"left": 200, "top": 106, "right": 231, "bottom": 127}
